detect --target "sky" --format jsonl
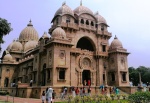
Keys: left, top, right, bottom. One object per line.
{"left": 0, "top": 0, "right": 150, "bottom": 68}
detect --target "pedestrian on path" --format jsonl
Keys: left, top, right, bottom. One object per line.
{"left": 42, "top": 91, "right": 45, "bottom": 103}
{"left": 46, "top": 87, "right": 49, "bottom": 103}
{"left": 47, "top": 86, "right": 53, "bottom": 103}
{"left": 52, "top": 90, "right": 56, "bottom": 103}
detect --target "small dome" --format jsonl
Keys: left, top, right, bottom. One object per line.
{"left": 41, "top": 32, "right": 49, "bottom": 39}
{"left": 74, "top": 4, "right": 93, "bottom": 16}
{"left": 19, "top": 20, "right": 39, "bottom": 42}
{"left": 11, "top": 40, "right": 23, "bottom": 51}
{"left": 110, "top": 36, "right": 123, "bottom": 49}
{"left": 3, "top": 53, "right": 13, "bottom": 61}
{"left": 94, "top": 12, "right": 107, "bottom": 24}
{"left": 51, "top": 27, "right": 66, "bottom": 39}
{"left": 6, "top": 41, "right": 14, "bottom": 51}
{"left": 24, "top": 40, "right": 38, "bottom": 52}
{"left": 54, "top": 3, "right": 74, "bottom": 17}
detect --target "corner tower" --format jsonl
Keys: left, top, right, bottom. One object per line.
{"left": 108, "top": 36, "right": 130, "bottom": 86}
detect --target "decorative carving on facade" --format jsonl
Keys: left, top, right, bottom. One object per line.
{"left": 79, "top": 55, "right": 93, "bottom": 70}
{"left": 59, "top": 50, "right": 65, "bottom": 59}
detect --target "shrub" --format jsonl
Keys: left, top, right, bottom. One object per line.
{"left": 128, "top": 92, "right": 150, "bottom": 103}
{"left": 0, "top": 91, "right": 9, "bottom": 95}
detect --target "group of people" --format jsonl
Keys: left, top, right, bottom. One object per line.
{"left": 100, "top": 85, "right": 120, "bottom": 95}
{"left": 41, "top": 87, "right": 56, "bottom": 103}
{"left": 61, "top": 86, "right": 92, "bottom": 99}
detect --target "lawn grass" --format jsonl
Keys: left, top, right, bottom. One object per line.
{"left": 55, "top": 99, "right": 129, "bottom": 103}
{"left": 0, "top": 100, "right": 12, "bottom": 103}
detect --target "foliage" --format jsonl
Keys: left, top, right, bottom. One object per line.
{"left": 0, "top": 18, "right": 12, "bottom": 44}
{"left": 128, "top": 92, "right": 150, "bottom": 103}
{"left": 0, "top": 91, "right": 9, "bottom": 95}
{"left": 129, "top": 66, "right": 150, "bottom": 86}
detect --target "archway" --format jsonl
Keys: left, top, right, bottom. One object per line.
{"left": 77, "top": 37, "right": 95, "bottom": 51}
{"left": 82, "top": 70, "right": 91, "bottom": 86}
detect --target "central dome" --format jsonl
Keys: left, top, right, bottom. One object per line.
{"left": 74, "top": 5, "right": 93, "bottom": 16}
{"left": 54, "top": 3, "right": 74, "bottom": 17}
{"left": 19, "top": 20, "right": 39, "bottom": 42}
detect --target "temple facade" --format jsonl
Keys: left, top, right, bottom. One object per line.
{"left": 0, "top": 2, "right": 130, "bottom": 98}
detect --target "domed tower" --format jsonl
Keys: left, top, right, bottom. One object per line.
{"left": 108, "top": 36, "right": 130, "bottom": 86}
{"left": 0, "top": 52, "right": 16, "bottom": 88}
{"left": 50, "top": 2, "right": 76, "bottom": 34}
{"left": 94, "top": 12, "right": 108, "bottom": 32}
{"left": 19, "top": 20, "right": 39, "bottom": 47}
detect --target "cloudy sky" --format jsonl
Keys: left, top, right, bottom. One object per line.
{"left": 0, "top": 0, "right": 150, "bottom": 68}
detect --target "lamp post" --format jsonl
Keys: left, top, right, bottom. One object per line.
{"left": 104, "top": 63, "right": 108, "bottom": 87}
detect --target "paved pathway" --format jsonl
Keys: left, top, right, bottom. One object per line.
{"left": 0, "top": 96, "right": 61, "bottom": 103}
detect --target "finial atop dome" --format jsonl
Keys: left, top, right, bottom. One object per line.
{"left": 27, "top": 19, "right": 33, "bottom": 26}
{"left": 62, "top": 1, "right": 66, "bottom": 6}
{"left": 114, "top": 35, "right": 118, "bottom": 39}
{"left": 95, "top": 11, "right": 99, "bottom": 15}
{"left": 80, "top": 0, "right": 82, "bottom": 6}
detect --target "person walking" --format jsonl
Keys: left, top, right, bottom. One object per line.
{"left": 115, "top": 88, "right": 119, "bottom": 95}
{"left": 30, "top": 79, "right": 33, "bottom": 87}
{"left": 46, "top": 87, "right": 53, "bottom": 103}
{"left": 52, "top": 90, "right": 56, "bottom": 103}
{"left": 80, "top": 88, "right": 83, "bottom": 97}
{"left": 72, "top": 87, "right": 76, "bottom": 98}
{"left": 46, "top": 87, "right": 49, "bottom": 103}
{"left": 75, "top": 87, "right": 79, "bottom": 96}
{"left": 42, "top": 91, "right": 45, "bottom": 103}
{"left": 88, "top": 86, "right": 91, "bottom": 96}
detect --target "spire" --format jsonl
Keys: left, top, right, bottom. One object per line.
{"left": 27, "top": 19, "right": 33, "bottom": 26}
{"left": 62, "top": 1, "right": 66, "bottom": 6}
{"left": 80, "top": 0, "right": 82, "bottom": 6}
{"left": 114, "top": 35, "right": 118, "bottom": 39}
{"left": 95, "top": 11, "right": 99, "bottom": 15}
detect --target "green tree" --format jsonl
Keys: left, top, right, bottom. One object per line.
{"left": 0, "top": 18, "right": 13, "bottom": 51}
{"left": 129, "top": 66, "right": 150, "bottom": 86}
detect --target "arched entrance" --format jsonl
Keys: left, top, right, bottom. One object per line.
{"left": 82, "top": 70, "right": 91, "bottom": 86}
{"left": 76, "top": 37, "right": 95, "bottom": 51}
{"left": 42, "top": 64, "right": 46, "bottom": 86}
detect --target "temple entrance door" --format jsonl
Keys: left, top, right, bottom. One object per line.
{"left": 82, "top": 70, "right": 91, "bottom": 86}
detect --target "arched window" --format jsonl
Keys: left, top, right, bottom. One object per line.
{"left": 4, "top": 78, "right": 9, "bottom": 87}
{"left": 91, "top": 21, "right": 94, "bottom": 26}
{"left": 80, "top": 19, "right": 84, "bottom": 24}
{"left": 101, "top": 25, "right": 104, "bottom": 31}
{"left": 66, "top": 17, "right": 70, "bottom": 23}
{"left": 86, "top": 20, "right": 89, "bottom": 25}
{"left": 122, "top": 72, "right": 126, "bottom": 81}
{"left": 74, "top": 20, "right": 78, "bottom": 24}
{"left": 56, "top": 18, "right": 59, "bottom": 24}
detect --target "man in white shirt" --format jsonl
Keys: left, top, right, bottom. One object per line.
{"left": 47, "top": 87, "right": 53, "bottom": 103}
